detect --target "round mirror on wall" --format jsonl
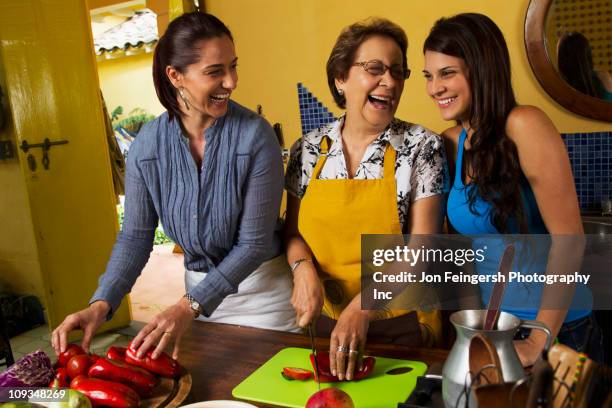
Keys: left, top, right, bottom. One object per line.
{"left": 525, "top": 0, "right": 612, "bottom": 121}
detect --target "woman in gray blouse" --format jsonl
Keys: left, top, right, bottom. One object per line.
{"left": 52, "top": 12, "right": 296, "bottom": 360}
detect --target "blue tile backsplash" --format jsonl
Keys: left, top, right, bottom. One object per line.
{"left": 297, "top": 83, "right": 612, "bottom": 212}
{"left": 563, "top": 132, "right": 612, "bottom": 212}
{"left": 297, "top": 83, "right": 335, "bottom": 135}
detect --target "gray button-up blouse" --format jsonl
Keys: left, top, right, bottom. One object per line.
{"left": 91, "top": 100, "right": 284, "bottom": 317}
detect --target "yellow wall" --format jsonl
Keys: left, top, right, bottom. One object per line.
{"left": 97, "top": 53, "right": 165, "bottom": 118}
{"left": 206, "top": 0, "right": 610, "bottom": 151}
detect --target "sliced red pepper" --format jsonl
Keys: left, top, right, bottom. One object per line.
{"left": 70, "top": 377, "right": 140, "bottom": 408}
{"left": 49, "top": 367, "right": 69, "bottom": 388}
{"left": 125, "top": 341, "right": 181, "bottom": 378}
{"left": 58, "top": 344, "right": 86, "bottom": 366}
{"left": 88, "top": 357, "right": 158, "bottom": 398}
{"left": 309, "top": 352, "right": 375, "bottom": 382}
{"left": 106, "top": 346, "right": 127, "bottom": 362}
{"left": 281, "top": 367, "right": 313, "bottom": 381}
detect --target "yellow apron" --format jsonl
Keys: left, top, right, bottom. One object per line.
{"left": 298, "top": 137, "right": 441, "bottom": 345}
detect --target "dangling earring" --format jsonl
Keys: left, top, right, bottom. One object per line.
{"left": 337, "top": 88, "right": 344, "bottom": 96}
{"left": 178, "top": 87, "right": 191, "bottom": 110}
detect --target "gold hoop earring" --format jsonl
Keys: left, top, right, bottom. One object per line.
{"left": 178, "top": 87, "right": 191, "bottom": 111}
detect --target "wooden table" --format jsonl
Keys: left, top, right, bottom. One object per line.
{"left": 179, "top": 321, "right": 448, "bottom": 406}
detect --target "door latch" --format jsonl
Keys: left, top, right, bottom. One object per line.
{"left": 20, "top": 138, "right": 68, "bottom": 170}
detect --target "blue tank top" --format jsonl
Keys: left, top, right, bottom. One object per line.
{"left": 447, "top": 129, "right": 590, "bottom": 322}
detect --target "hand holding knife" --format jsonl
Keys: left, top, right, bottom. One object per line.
{"left": 308, "top": 323, "right": 320, "bottom": 390}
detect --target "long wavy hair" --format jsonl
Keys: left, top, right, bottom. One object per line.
{"left": 424, "top": 13, "right": 526, "bottom": 233}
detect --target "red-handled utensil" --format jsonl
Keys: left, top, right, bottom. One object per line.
{"left": 483, "top": 244, "right": 515, "bottom": 330}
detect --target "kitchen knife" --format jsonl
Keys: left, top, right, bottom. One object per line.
{"left": 483, "top": 244, "right": 515, "bottom": 331}
{"left": 308, "top": 324, "right": 320, "bottom": 390}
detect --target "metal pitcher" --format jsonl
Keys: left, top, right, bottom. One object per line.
{"left": 442, "top": 310, "right": 552, "bottom": 407}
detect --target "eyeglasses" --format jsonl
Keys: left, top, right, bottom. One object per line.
{"left": 353, "top": 60, "right": 410, "bottom": 80}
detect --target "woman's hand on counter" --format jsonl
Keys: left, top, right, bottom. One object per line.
{"left": 130, "top": 298, "right": 194, "bottom": 360}
{"left": 51, "top": 300, "right": 110, "bottom": 355}
{"left": 329, "top": 300, "right": 375, "bottom": 381}
{"left": 291, "top": 263, "right": 323, "bottom": 328}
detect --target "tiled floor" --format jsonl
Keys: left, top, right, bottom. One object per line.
{"left": 8, "top": 243, "right": 184, "bottom": 361}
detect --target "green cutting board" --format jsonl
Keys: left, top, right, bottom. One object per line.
{"left": 232, "top": 347, "right": 427, "bottom": 407}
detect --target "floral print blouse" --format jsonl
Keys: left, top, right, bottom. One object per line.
{"left": 285, "top": 116, "right": 449, "bottom": 232}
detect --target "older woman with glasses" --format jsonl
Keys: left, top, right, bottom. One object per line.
{"left": 285, "top": 18, "right": 448, "bottom": 380}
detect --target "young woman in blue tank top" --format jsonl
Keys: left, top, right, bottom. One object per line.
{"left": 423, "top": 13, "right": 603, "bottom": 365}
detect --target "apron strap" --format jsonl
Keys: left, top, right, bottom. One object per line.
{"left": 312, "top": 136, "right": 330, "bottom": 179}
{"left": 383, "top": 143, "right": 396, "bottom": 179}
{"left": 312, "top": 136, "right": 397, "bottom": 180}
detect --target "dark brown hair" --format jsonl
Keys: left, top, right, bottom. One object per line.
{"left": 424, "top": 13, "right": 526, "bottom": 233}
{"left": 558, "top": 32, "right": 602, "bottom": 98}
{"left": 326, "top": 18, "right": 408, "bottom": 109}
{"left": 152, "top": 12, "right": 233, "bottom": 120}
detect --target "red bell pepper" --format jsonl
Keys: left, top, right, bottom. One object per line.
{"left": 70, "top": 377, "right": 140, "bottom": 408}
{"left": 309, "top": 352, "right": 375, "bottom": 382}
{"left": 106, "top": 346, "right": 127, "bottom": 362}
{"left": 125, "top": 342, "right": 181, "bottom": 378}
{"left": 49, "top": 367, "right": 69, "bottom": 388}
{"left": 88, "top": 357, "right": 158, "bottom": 398}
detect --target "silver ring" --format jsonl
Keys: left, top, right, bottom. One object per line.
{"left": 336, "top": 345, "right": 349, "bottom": 353}
{"left": 349, "top": 349, "right": 359, "bottom": 355}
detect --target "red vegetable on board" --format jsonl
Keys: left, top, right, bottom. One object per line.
{"left": 49, "top": 367, "right": 69, "bottom": 388}
{"left": 309, "top": 352, "right": 375, "bottom": 382}
{"left": 88, "top": 357, "right": 158, "bottom": 397}
{"left": 70, "top": 377, "right": 140, "bottom": 408}
{"left": 125, "top": 342, "right": 181, "bottom": 378}
{"left": 58, "top": 344, "right": 86, "bottom": 366}
{"left": 88, "top": 353, "right": 101, "bottom": 364}
{"left": 106, "top": 346, "right": 127, "bottom": 362}
{"left": 66, "top": 354, "right": 93, "bottom": 379}
{"left": 281, "top": 367, "right": 313, "bottom": 381}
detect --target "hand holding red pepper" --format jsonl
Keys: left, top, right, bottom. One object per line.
{"left": 329, "top": 294, "right": 377, "bottom": 381}
{"left": 310, "top": 352, "right": 375, "bottom": 382}
{"left": 125, "top": 341, "right": 182, "bottom": 378}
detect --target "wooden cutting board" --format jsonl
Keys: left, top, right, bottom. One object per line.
{"left": 232, "top": 347, "right": 427, "bottom": 408}
{"left": 142, "top": 371, "right": 192, "bottom": 408}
